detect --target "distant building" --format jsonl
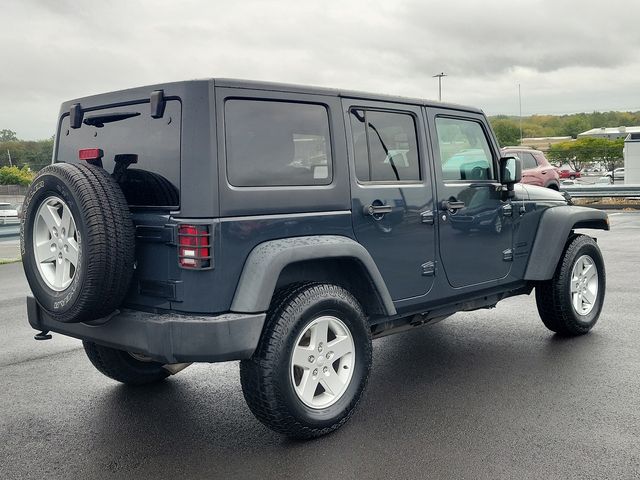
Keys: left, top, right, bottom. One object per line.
{"left": 517, "top": 136, "right": 572, "bottom": 152}
{"left": 578, "top": 126, "right": 640, "bottom": 140}
{"left": 624, "top": 133, "right": 640, "bottom": 184}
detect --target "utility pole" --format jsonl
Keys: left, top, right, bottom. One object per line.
{"left": 518, "top": 84, "right": 523, "bottom": 145}
{"left": 433, "top": 72, "right": 447, "bottom": 101}
{"left": 7, "top": 149, "right": 12, "bottom": 167}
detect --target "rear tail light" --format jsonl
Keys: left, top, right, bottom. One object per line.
{"left": 177, "top": 224, "right": 211, "bottom": 269}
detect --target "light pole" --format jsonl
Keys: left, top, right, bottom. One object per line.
{"left": 433, "top": 72, "right": 447, "bottom": 101}
{"left": 518, "top": 84, "right": 523, "bottom": 145}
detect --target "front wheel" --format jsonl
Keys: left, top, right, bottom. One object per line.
{"left": 535, "top": 234, "right": 605, "bottom": 336}
{"left": 240, "top": 283, "right": 372, "bottom": 439}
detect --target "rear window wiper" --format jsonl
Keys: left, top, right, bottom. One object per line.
{"left": 83, "top": 112, "right": 140, "bottom": 128}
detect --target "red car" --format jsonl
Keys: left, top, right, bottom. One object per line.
{"left": 556, "top": 167, "right": 581, "bottom": 180}
{"left": 501, "top": 147, "right": 561, "bottom": 190}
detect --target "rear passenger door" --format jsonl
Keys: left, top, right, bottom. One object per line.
{"left": 343, "top": 99, "right": 436, "bottom": 301}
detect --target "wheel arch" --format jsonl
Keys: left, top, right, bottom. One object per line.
{"left": 230, "top": 235, "right": 396, "bottom": 316}
{"left": 524, "top": 206, "right": 609, "bottom": 281}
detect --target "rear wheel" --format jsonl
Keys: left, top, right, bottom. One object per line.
{"left": 240, "top": 283, "right": 372, "bottom": 439}
{"left": 83, "top": 341, "right": 169, "bottom": 385}
{"left": 535, "top": 235, "right": 605, "bottom": 336}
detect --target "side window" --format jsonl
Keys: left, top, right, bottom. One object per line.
{"left": 435, "top": 117, "right": 495, "bottom": 181}
{"left": 349, "top": 109, "right": 421, "bottom": 182}
{"left": 225, "top": 100, "right": 332, "bottom": 187}
{"left": 521, "top": 152, "right": 538, "bottom": 170}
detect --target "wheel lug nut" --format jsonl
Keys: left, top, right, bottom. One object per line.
{"left": 323, "top": 366, "right": 329, "bottom": 374}
{"left": 308, "top": 355, "right": 315, "bottom": 363}
{"left": 312, "top": 368, "right": 318, "bottom": 376}
{"left": 326, "top": 352, "right": 333, "bottom": 360}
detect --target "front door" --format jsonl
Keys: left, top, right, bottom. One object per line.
{"left": 343, "top": 99, "right": 436, "bottom": 300}
{"left": 426, "top": 110, "right": 513, "bottom": 288}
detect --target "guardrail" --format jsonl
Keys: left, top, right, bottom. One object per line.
{"left": 561, "top": 184, "right": 640, "bottom": 198}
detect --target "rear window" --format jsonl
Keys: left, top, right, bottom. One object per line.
{"left": 56, "top": 100, "right": 181, "bottom": 208}
{"left": 225, "top": 100, "right": 332, "bottom": 187}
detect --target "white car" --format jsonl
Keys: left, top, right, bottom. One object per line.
{"left": 0, "top": 203, "right": 19, "bottom": 225}
{"left": 607, "top": 168, "right": 625, "bottom": 182}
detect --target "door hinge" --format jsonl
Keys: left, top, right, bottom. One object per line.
{"left": 502, "top": 203, "right": 513, "bottom": 217}
{"left": 421, "top": 261, "right": 436, "bottom": 276}
{"left": 421, "top": 210, "right": 435, "bottom": 225}
{"left": 502, "top": 248, "right": 514, "bottom": 262}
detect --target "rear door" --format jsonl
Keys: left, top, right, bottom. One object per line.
{"left": 426, "top": 109, "right": 513, "bottom": 288}
{"left": 343, "top": 99, "right": 436, "bottom": 301}
{"left": 56, "top": 100, "right": 183, "bottom": 309}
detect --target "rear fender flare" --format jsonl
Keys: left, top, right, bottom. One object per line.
{"left": 230, "top": 235, "right": 396, "bottom": 315}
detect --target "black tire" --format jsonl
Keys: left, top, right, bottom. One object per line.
{"left": 21, "top": 163, "right": 135, "bottom": 323}
{"left": 240, "top": 283, "right": 372, "bottom": 439}
{"left": 83, "top": 341, "right": 169, "bottom": 385}
{"left": 535, "top": 234, "right": 606, "bottom": 336}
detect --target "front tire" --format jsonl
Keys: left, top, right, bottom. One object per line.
{"left": 83, "top": 341, "right": 170, "bottom": 385}
{"left": 535, "top": 234, "right": 605, "bottom": 336}
{"left": 240, "top": 283, "right": 372, "bottom": 439}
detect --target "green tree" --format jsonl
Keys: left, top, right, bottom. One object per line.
{"left": 0, "top": 165, "right": 34, "bottom": 185}
{"left": 490, "top": 119, "right": 520, "bottom": 147}
{"left": 547, "top": 137, "right": 623, "bottom": 172}
{"left": 0, "top": 129, "right": 18, "bottom": 142}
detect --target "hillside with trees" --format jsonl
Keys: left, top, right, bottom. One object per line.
{"left": 488, "top": 111, "right": 640, "bottom": 146}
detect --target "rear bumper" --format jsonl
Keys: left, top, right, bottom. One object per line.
{"left": 27, "top": 296, "right": 266, "bottom": 364}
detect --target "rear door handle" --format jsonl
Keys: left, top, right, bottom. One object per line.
{"left": 364, "top": 204, "right": 393, "bottom": 216}
{"left": 441, "top": 200, "right": 465, "bottom": 212}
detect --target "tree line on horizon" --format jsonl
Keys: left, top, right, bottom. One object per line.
{"left": 488, "top": 110, "right": 640, "bottom": 146}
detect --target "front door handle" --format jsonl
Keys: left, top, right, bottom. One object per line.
{"left": 364, "top": 203, "right": 393, "bottom": 216}
{"left": 441, "top": 200, "right": 465, "bottom": 212}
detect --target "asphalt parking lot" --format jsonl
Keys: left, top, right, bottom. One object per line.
{"left": 1, "top": 212, "right": 639, "bottom": 480}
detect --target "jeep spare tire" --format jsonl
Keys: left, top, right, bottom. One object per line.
{"left": 21, "top": 163, "right": 135, "bottom": 323}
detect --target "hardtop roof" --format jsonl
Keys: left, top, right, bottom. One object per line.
{"left": 60, "top": 78, "right": 484, "bottom": 115}
{"left": 214, "top": 78, "right": 484, "bottom": 114}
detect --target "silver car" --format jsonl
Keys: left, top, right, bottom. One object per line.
{"left": 0, "top": 202, "right": 19, "bottom": 225}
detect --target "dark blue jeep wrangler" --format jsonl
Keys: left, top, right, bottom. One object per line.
{"left": 21, "top": 79, "right": 608, "bottom": 438}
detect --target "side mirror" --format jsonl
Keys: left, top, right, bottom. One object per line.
{"left": 499, "top": 156, "right": 522, "bottom": 186}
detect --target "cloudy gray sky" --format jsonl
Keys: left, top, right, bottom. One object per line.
{"left": 3, "top": 0, "right": 640, "bottom": 139}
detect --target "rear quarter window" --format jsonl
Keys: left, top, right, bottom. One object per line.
{"left": 224, "top": 100, "right": 332, "bottom": 187}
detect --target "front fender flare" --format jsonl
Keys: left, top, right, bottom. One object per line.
{"left": 524, "top": 206, "right": 609, "bottom": 281}
{"left": 230, "top": 235, "right": 396, "bottom": 315}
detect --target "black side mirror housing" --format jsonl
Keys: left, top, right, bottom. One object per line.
{"left": 500, "top": 156, "right": 522, "bottom": 186}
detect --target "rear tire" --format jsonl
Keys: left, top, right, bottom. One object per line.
{"left": 240, "top": 283, "right": 372, "bottom": 439}
{"left": 535, "top": 235, "right": 605, "bottom": 336}
{"left": 83, "top": 341, "right": 169, "bottom": 385}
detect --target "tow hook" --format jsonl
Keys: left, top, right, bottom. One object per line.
{"left": 34, "top": 330, "right": 52, "bottom": 341}
{"left": 162, "top": 363, "right": 192, "bottom": 375}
